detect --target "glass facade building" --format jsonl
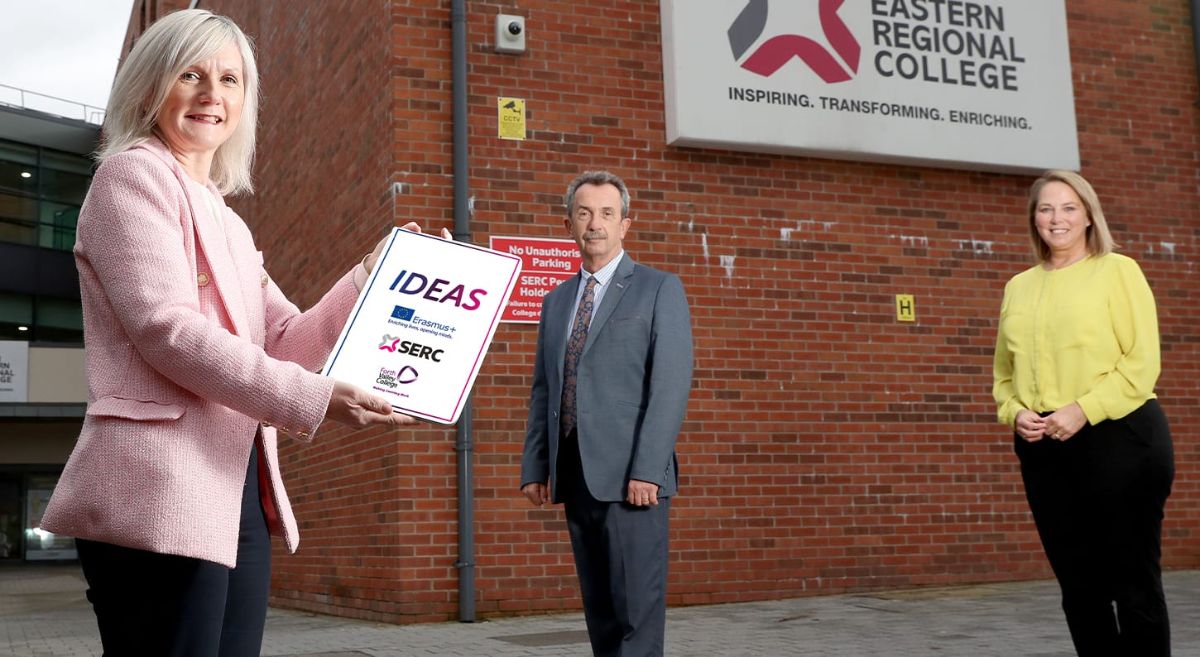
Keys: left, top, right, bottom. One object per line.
{"left": 0, "top": 138, "right": 89, "bottom": 344}
{"left": 0, "top": 102, "right": 97, "bottom": 564}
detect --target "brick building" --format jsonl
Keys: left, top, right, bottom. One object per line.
{"left": 115, "top": 0, "right": 1198, "bottom": 623}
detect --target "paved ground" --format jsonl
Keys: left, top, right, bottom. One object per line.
{"left": 0, "top": 564, "right": 1196, "bottom": 656}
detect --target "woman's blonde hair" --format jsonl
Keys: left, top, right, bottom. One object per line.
{"left": 98, "top": 9, "right": 259, "bottom": 195}
{"left": 1026, "top": 170, "right": 1115, "bottom": 262}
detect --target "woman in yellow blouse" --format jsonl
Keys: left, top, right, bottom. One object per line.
{"left": 993, "top": 170, "right": 1174, "bottom": 656}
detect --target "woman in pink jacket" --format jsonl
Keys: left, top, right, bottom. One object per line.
{"left": 40, "top": 9, "right": 421, "bottom": 655}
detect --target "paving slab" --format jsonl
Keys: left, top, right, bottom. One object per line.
{"left": 0, "top": 564, "right": 1195, "bottom": 656}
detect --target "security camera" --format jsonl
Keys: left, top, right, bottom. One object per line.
{"left": 495, "top": 14, "right": 526, "bottom": 54}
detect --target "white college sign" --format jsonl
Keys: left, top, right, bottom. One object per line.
{"left": 662, "top": 0, "right": 1079, "bottom": 173}
{"left": 0, "top": 341, "right": 29, "bottom": 403}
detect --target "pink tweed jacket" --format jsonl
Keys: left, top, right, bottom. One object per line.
{"left": 40, "top": 138, "right": 359, "bottom": 568}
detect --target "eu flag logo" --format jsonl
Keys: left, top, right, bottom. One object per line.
{"left": 391, "top": 305, "right": 415, "bottom": 321}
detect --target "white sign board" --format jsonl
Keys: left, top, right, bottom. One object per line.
{"left": 662, "top": 0, "right": 1079, "bottom": 173}
{"left": 323, "top": 230, "right": 521, "bottom": 424}
{"left": 0, "top": 341, "right": 29, "bottom": 402}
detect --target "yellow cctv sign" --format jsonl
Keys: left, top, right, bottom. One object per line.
{"left": 498, "top": 97, "right": 526, "bottom": 140}
{"left": 896, "top": 294, "right": 916, "bottom": 322}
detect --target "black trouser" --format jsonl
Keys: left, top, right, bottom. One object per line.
{"left": 77, "top": 438, "right": 272, "bottom": 657}
{"left": 1016, "top": 399, "right": 1174, "bottom": 657}
{"left": 559, "top": 428, "right": 671, "bottom": 657}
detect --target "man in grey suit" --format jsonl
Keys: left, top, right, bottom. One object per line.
{"left": 521, "top": 171, "right": 693, "bottom": 657}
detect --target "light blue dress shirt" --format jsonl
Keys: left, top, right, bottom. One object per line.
{"left": 567, "top": 250, "right": 624, "bottom": 330}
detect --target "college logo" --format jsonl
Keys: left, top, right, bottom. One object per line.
{"left": 376, "top": 365, "right": 419, "bottom": 388}
{"left": 728, "top": 0, "right": 859, "bottom": 83}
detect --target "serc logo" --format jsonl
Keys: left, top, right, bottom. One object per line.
{"left": 728, "top": 0, "right": 860, "bottom": 83}
{"left": 379, "top": 334, "right": 444, "bottom": 363}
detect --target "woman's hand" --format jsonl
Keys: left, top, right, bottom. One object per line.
{"left": 325, "top": 380, "right": 417, "bottom": 427}
{"left": 362, "top": 223, "right": 419, "bottom": 276}
{"left": 1014, "top": 409, "right": 1047, "bottom": 442}
{"left": 361, "top": 223, "right": 454, "bottom": 277}
{"left": 1043, "top": 402, "right": 1088, "bottom": 441}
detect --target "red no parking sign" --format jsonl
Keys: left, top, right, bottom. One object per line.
{"left": 489, "top": 236, "right": 581, "bottom": 323}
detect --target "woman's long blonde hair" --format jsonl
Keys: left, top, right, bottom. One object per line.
{"left": 98, "top": 9, "right": 259, "bottom": 195}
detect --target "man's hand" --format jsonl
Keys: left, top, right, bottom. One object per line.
{"left": 522, "top": 482, "right": 549, "bottom": 506}
{"left": 626, "top": 479, "right": 660, "bottom": 507}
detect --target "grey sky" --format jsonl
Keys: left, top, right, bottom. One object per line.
{"left": 0, "top": 0, "right": 135, "bottom": 121}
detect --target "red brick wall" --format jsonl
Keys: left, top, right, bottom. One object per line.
{"left": 196, "top": 0, "right": 440, "bottom": 619}
{"left": 182, "top": 0, "right": 1200, "bottom": 623}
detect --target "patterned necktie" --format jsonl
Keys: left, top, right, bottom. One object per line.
{"left": 560, "top": 276, "right": 597, "bottom": 435}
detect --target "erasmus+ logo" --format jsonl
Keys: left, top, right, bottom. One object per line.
{"left": 728, "top": 0, "right": 860, "bottom": 83}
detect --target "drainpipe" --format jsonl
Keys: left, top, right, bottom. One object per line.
{"left": 450, "top": 0, "right": 476, "bottom": 623}
{"left": 1192, "top": 0, "right": 1200, "bottom": 105}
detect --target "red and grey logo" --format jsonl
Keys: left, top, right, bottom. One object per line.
{"left": 728, "top": 0, "right": 860, "bottom": 83}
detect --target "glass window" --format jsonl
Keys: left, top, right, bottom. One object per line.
{"left": 0, "top": 293, "right": 33, "bottom": 340}
{"left": 25, "top": 475, "right": 77, "bottom": 561}
{"left": 38, "top": 202, "right": 79, "bottom": 250}
{"left": 0, "top": 476, "right": 19, "bottom": 561}
{"left": 0, "top": 294, "right": 79, "bottom": 344}
{"left": 0, "top": 141, "right": 93, "bottom": 251}
{"left": 0, "top": 293, "right": 33, "bottom": 324}
{"left": 40, "top": 151, "right": 92, "bottom": 205}
{"left": 40, "top": 169, "right": 89, "bottom": 206}
{"left": 0, "top": 193, "right": 37, "bottom": 246}
{"left": 40, "top": 150, "right": 91, "bottom": 175}
{"left": 35, "top": 297, "right": 83, "bottom": 344}
{"left": 0, "top": 140, "right": 37, "bottom": 167}
{"left": 0, "top": 160, "right": 39, "bottom": 196}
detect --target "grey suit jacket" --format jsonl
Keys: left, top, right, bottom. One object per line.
{"left": 521, "top": 255, "right": 694, "bottom": 503}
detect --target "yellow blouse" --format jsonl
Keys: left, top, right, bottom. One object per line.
{"left": 992, "top": 253, "right": 1160, "bottom": 428}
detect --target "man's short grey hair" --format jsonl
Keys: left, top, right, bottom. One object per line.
{"left": 564, "top": 171, "right": 630, "bottom": 218}
{"left": 98, "top": 9, "right": 259, "bottom": 196}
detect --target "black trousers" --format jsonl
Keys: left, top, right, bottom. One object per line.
{"left": 1016, "top": 399, "right": 1174, "bottom": 657}
{"left": 559, "top": 429, "right": 671, "bottom": 657}
{"left": 77, "top": 439, "right": 273, "bottom": 657}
